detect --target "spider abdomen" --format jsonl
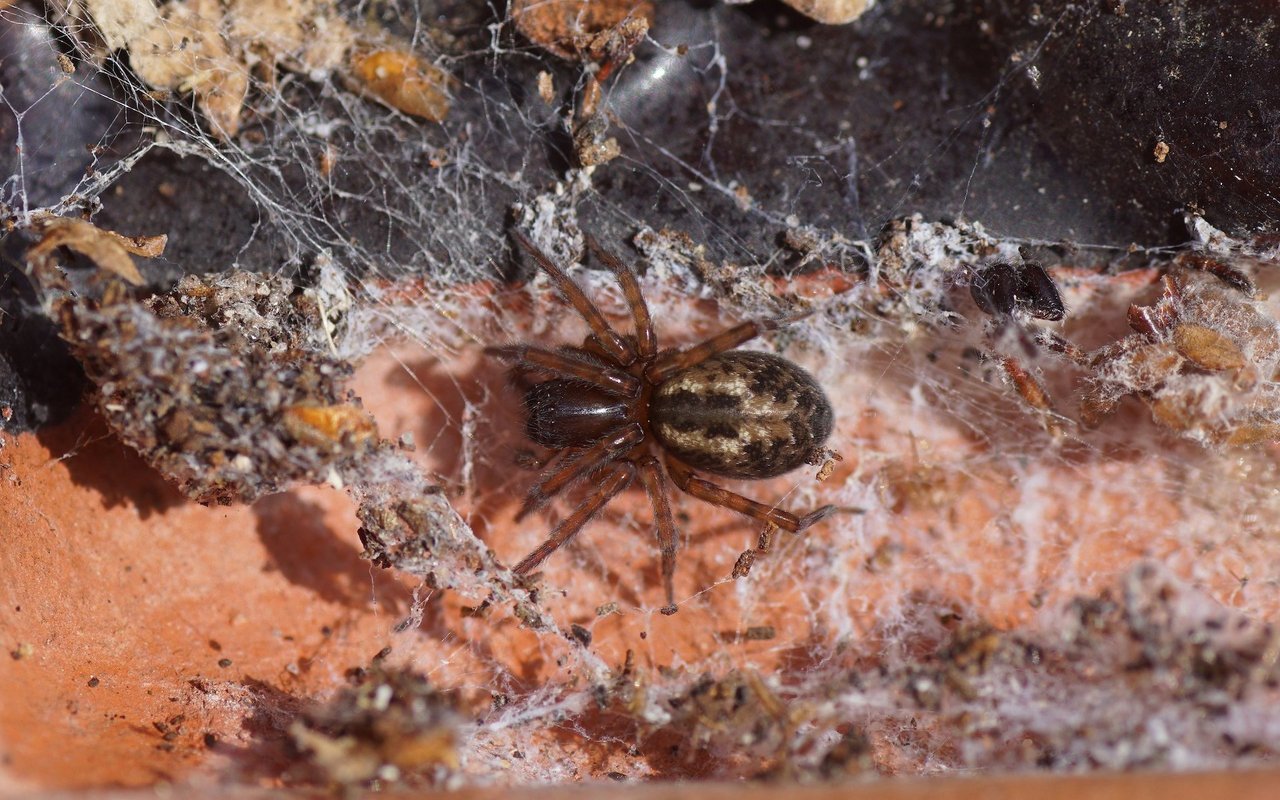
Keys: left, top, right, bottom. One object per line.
{"left": 651, "top": 351, "right": 833, "bottom": 480}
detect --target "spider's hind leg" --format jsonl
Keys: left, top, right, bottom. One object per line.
{"left": 664, "top": 456, "right": 835, "bottom": 535}
{"left": 636, "top": 456, "right": 680, "bottom": 615}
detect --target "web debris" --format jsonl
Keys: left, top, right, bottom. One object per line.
{"left": 4, "top": 0, "right": 1280, "bottom": 791}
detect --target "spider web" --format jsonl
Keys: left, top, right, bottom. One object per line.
{"left": 3, "top": 0, "right": 1280, "bottom": 789}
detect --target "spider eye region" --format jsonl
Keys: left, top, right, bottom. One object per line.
{"left": 651, "top": 351, "right": 834, "bottom": 480}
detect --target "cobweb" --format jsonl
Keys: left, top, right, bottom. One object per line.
{"left": 4, "top": 0, "right": 1280, "bottom": 788}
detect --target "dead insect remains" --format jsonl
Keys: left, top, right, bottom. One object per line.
{"left": 969, "top": 261, "right": 1066, "bottom": 322}
{"left": 489, "top": 230, "right": 836, "bottom": 614}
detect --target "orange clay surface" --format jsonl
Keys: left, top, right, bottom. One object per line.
{"left": 3, "top": 268, "right": 1280, "bottom": 790}
{"left": 9, "top": 770, "right": 1280, "bottom": 800}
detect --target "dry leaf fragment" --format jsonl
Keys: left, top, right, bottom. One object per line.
{"left": 536, "top": 71, "right": 556, "bottom": 104}
{"left": 511, "top": 0, "right": 654, "bottom": 61}
{"left": 75, "top": 0, "right": 446, "bottom": 137}
{"left": 290, "top": 667, "right": 461, "bottom": 787}
{"left": 28, "top": 218, "right": 151, "bottom": 286}
{"left": 84, "top": 0, "right": 160, "bottom": 50}
{"left": 110, "top": 231, "right": 169, "bottom": 259}
{"left": 224, "top": 0, "right": 310, "bottom": 65}
{"left": 1221, "top": 420, "right": 1280, "bottom": 447}
{"left": 1172, "top": 324, "right": 1246, "bottom": 372}
{"left": 122, "top": 0, "right": 250, "bottom": 138}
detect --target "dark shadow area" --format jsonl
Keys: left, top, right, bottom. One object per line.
{"left": 0, "top": 233, "right": 88, "bottom": 434}
{"left": 33, "top": 403, "right": 187, "bottom": 519}
{"left": 0, "top": 6, "right": 132, "bottom": 210}
{"left": 213, "top": 677, "right": 308, "bottom": 786}
{"left": 252, "top": 491, "right": 414, "bottom": 614}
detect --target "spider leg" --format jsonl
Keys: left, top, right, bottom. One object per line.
{"left": 486, "top": 345, "right": 640, "bottom": 396}
{"left": 516, "top": 424, "right": 644, "bottom": 520}
{"left": 512, "top": 230, "right": 636, "bottom": 365}
{"left": 636, "top": 456, "right": 679, "bottom": 615}
{"left": 514, "top": 447, "right": 562, "bottom": 471}
{"left": 511, "top": 463, "right": 635, "bottom": 577}
{"left": 585, "top": 235, "right": 657, "bottom": 358}
{"left": 664, "top": 455, "right": 835, "bottom": 534}
{"left": 646, "top": 315, "right": 806, "bottom": 384}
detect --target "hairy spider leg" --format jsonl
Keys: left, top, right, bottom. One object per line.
{"left": 512, "top": 229, "right": 636, "bottom": 365}
{"left": 664, "top": 455, "right": 836, "bottom": 534}
{"left": 485, "top": 345, "right": 640, "bottom": 396}
{"left": 516, "top": 423, "right": 645, "bottom": 521}
{"left": 511, "top": 464, "right": 635, "bottom": 577}
{"left": 585, "top": 235, "right": 657, "bottom": 358}
{"left": 514, "top": 447, "right": 564, "bottom": 472}
{"left": 646, "top": 313, "right": 809, "bottom": 384}
{"left": 636, "top": 456, "right": 679, "bottom": 615}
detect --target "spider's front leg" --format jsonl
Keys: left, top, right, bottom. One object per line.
{"left": 510, "top": 463, "right": 635, "bottom": 577}
{"left": 511, "top": 230, "right": 636, "bottom": 365}
{"left": 485, "top": 345, "right": 639, "bottom": 395}
{"left": 515, "top": 424, "right": 643, "bottom": 520}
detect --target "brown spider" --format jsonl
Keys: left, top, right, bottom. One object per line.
{"left": 488, "top": 230, "right": 837, "bottom": 615}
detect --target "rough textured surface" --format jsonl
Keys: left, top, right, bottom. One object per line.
{"left": 7, "top": 260, "right": 1280, "bottom": 789}
{"left": 4, "top": 0, "right": 1280, "bottom": 794}
{"left": 289, "top": 665, "right": 462, "bottom": 787}
{"left": 50, "top": 266, "right": 371, "bottom": 504}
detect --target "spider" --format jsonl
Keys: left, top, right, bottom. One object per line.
{"left": 487, "top": 230, "right": 837, "bottom": 615}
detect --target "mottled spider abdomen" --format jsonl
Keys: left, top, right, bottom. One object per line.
{"left": 651, "top": 351, "right": 833, "bottom": 480}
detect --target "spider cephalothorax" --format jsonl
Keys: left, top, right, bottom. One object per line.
{"left": 488, "top": 230, "right": 836, "bottom": 615}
